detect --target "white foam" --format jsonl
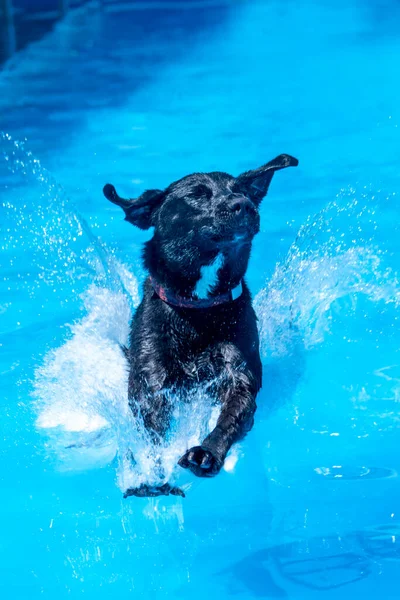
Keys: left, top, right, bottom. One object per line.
{"left": 33, "top": 285, "right": 132, "bottom": 469}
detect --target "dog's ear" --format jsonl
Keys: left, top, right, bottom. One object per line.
{"left": 233, "top": 154, "right": 298, "bottom": 205}
{"left": 103, "top": 183, "right": 165, "bottom": 230}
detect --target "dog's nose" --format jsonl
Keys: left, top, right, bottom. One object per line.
{"left": 228, "top": 196, "right": 255, "bottom": 217}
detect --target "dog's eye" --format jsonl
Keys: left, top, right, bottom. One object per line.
{"left": 188, "top": 185, "right": 212, "bottom": 200}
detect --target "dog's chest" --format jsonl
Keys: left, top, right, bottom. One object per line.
{"left": 194, "top": 253, "right": 224, "bottom": 299}
{"left": 165, "top": 311, "right": 240, "bottom": 383}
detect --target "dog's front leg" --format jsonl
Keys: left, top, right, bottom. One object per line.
{"left": 178, "top": 376, "right": 257, "bottom": 478}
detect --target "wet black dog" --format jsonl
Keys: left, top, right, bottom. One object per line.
{"left": 103, "top": 154, "right": 298, "bottom": 497}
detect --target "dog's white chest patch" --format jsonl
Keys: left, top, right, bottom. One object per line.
{"left": 195, "top": 253, "right": 224, "bottom": 299}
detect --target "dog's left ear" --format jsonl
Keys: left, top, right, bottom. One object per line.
{"left": 103, "top": 183, "right": 165, "bottom": 230}
{"left": 233, "top": 154, "right": 298, "bottom": 205}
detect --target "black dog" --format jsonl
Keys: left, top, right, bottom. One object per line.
{"left": 103, "top": 154, "right": 298, "bottom": 497}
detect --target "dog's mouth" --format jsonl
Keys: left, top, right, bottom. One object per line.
{"left": 214, "top": 234, "right": 252, "bottom": 247}
{"left": 207, "top": 227, "right": 257, "bottom": 247}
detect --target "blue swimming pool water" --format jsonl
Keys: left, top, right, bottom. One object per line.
{"left": 1, "top": 0, "right": 400, "bottom": 597}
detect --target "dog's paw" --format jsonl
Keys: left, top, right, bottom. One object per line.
{"left": 178, "top": 446, "right": 222, "bottom": 478}
{"left": 123, "top": 483, "right": 185, "bottom": 498}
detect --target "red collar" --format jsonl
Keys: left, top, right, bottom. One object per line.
{"left": 150, "top": 277, "right": 243, "bottom": 309}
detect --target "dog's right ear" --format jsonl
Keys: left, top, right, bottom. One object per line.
{"left": 233, "top": 154, "right": 298, "bottom": 205}
{"left": 103, "top": 183, "right": 165, "bottom": 230}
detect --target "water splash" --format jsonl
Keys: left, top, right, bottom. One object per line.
{"left": 255, "top": 196, "right": 400, "bottom": 359}
{"left": 1, "top": 134, "right": 220, "bottom": 493}
{"left": 3, "top": 135, "right": 400, "bottom": 495}
{"left": 33, "top": 285, "right": 131, "bottom": 470}
{"left": 0, "top": 132, "right": 138, "bottom": 327}
{"left": 32, "top": 282, "right": 220, "bottom": 489}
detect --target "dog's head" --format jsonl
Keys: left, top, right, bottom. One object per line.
{"left": 104, "top": 154, "right": 298, "bottom": 297}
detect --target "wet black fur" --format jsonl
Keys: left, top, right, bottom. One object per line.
{"left": 103, "top": 154, "right": 298, "bottom": 493}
